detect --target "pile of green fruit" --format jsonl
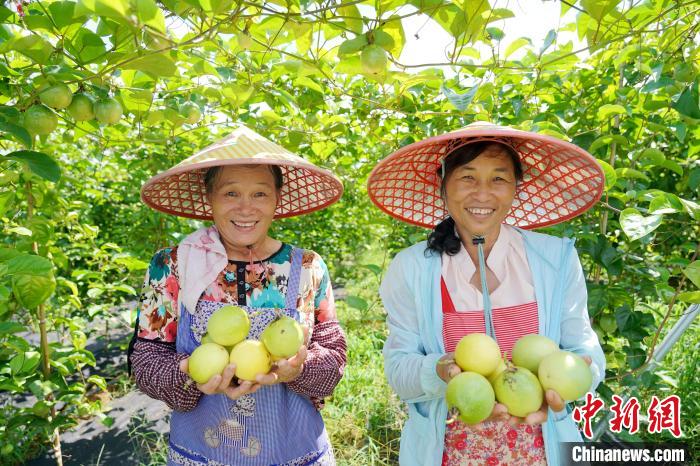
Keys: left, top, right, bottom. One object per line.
{"left": 188, "top": 305, "right": 304, "bottom": 384}
{"left": 446, "top": 333, "right": 592, "bottom": 424}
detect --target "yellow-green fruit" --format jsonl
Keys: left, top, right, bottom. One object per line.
{"left": 24, "top": 105, "right": 58, "bottom": 136}
{"left": 261, "top": 316, "right": 304, "bottom": 359}
{"left": 207, "top": 305, "right": 250, "bottom": 346}
{"left": 67, "top": 93, "right": 95, "bottom": 121}
{"left": 188, "top": 343, "right": 230, "bottom": 384}
{"left": 493, "top": 366, "right": 544, "bottom": 417}
{"left": 201, "top": 333, "right": 214, "bottom": 344}
{"left": 454, "top": 333, "right": 501, "bottom": 376}
{"left": 599, "top": 314, "right": 617, "bottom": 333}
{"left": 538, "top": 351, "right": 592, "bottom": 401}
{"left": 360, "top": 45, "right": 387, "bottom": 75}
{"left": 180, "top": 102, "right": 201, "bottom": 125}
{"left": 94, "top": 98, "right": 123, "bottom": 124}
{"left": 445, "top": 372, "right": 495, "bottom": 425}
{"left": 511, "top": 334, "right": 558, "bottom": 374}
{"left": 39, "top": 83, "right": 73, "bottom": 109}
{"left": 487, "top": 359, "right": 507, "bottom": 384}
{"left": 229, "top": 340, "right": 272, "bottom": 381}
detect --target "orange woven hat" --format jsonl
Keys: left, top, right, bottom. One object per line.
{"left": 367, "top": 122, "right": 604, "bottom": 229}
{"left": 141, "top": 126, "right": 343, "bottom": 220}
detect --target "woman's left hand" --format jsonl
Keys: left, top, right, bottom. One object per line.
{"left": 255, "top": 345, "right": 308, "bottom": 385}
{"left": 509, "top": 355, "right": 592, "bottom": 426}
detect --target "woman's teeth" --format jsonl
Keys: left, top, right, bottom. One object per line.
{"left": 232, "top": 221, "right": 256, "bottom": 228}
{"left": 467, "top": 208, "right": 494, "bottom": 215}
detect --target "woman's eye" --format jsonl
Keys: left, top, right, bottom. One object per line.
{"left": 226, "top": 191, "right": 238, "bottom": 197}
{"left": 254, "top": 192, "right": 267, "bottom": 197}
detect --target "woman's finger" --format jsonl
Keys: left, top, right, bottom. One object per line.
{"left": 546, "top": 389, "right": 566, "bottom": 412}
{"left": 216, "top": 364, "right": 237, "bottom": 391}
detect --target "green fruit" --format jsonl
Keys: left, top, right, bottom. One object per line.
{"left": 360, "top": 44, "right": 387, "bottom": 75}
{"left": 188, "top": 343, "right": 230, "bottom": 384}
{"left": 229, "top": 340, "right": 272, "bottom": 381}
{"left": 23, "top": 104, "right": 58, "bottom": 136}
{"left": 201, "top": 333, "right": 214, "bottom": 344}
{"left": 538, "top": 351, "right": 592, "bottom": 401}
{"left": 39, "top": 83, "right": 73, "bottom": 109}
{"left": 599, "top": 314, "right": 617, "bottom": 333}
{"left": 511, "top": 334, "right": 559, "bottom": 374}
{"left": 67, "top": 93, "right": 95, "bottom": 121}
{"left": 94, "top": 98, "right": 123, "bottom": 125}
{"left": 493, "top": 366, "right": 544, "bottom": 417}
{"left": 261, "top": 316, "right": 304, "bottom": 359}
{"left": 180, "top": 102, "right": 201, "bottom": 125}
{"left": 207, "top": 305, "right": 250, "bottom": 346}
{"left": 1, "top": 443, "right": 13, "bottom": 455}
{"left": 238, "top": 32, "right": 253, "bottom": 49}
{"left": 487, "top": 358, "right": 507, "bottom": 384}
{"left": 454, "top": 333, "right": 501, "bottom": 376}
{"left": 445, "top": 372, "right": 495, "bottom": 425}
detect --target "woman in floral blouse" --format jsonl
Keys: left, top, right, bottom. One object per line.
{"left": 129, "top": 126, "right": 346, "bottom": 465}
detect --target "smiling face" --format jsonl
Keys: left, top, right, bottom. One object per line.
{"left": 443, "top": 145, "right": 518, "bottom": 240}
{"left": 208, "top": 165, "right": 279, "bottom": 254}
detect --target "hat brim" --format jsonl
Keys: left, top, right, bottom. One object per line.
{"left": 368, "top": 125, "right": 604, "bottom": 229}
{"left": 141, "top": 158, "right": 343, "bottom": 220}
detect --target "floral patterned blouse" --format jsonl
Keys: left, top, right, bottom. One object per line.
{"left": 129, "top": 242, "right": 346, "bottom": 412}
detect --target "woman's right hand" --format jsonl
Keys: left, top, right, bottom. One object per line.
{"left": 179, "top": 358, "right": 261, "bottom": 400}
{"left": 436, "top": 352, "right": 462, "bottom": 383}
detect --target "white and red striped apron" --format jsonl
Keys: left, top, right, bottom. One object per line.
{"left": 440, "top": 277, "right": 546, "bottom": 466}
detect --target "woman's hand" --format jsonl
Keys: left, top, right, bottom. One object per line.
{"left": 436, "top": 352, "right": 462, "bottom": 383}
{"left": 255, "top": 345, "right": 308, "bottom": 385}
{"left": 179, "top": 359, "right": 261, "bottom": 400}
{"left": 508, "top": 355, "right": 592, "bottom": 426}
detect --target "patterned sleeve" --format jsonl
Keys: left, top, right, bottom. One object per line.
{"left": 130, "top": 247, "right": 203, "bottom": 412}
{"left": 286, "top": 251, "right": 347, "bottom": 408}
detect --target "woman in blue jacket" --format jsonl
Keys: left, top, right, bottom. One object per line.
{"left": 367, "top": 122, "right": 607, "bottom": 466}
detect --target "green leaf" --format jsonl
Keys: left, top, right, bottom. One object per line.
{"left": 505, "top": 37, "right": 530, "bottom": 58}
{"left": 0, "top": 322, "right": 25, "bottom": 335}
{"left": 362, "top": 264, "right": 382, "bottom": 277}
{"left": 597, "top": 104, "right": 627, "bottom": 120}
{"left": 5, "top": 254, "right": 53, "bottom": 276}
{"left": 12, "top": 274, "right": 56, "bottom": 309}
{"left": 49, "top": 1, "right": 80, "bottom": 29}
{"left": 76, "top": 0, "right": 129, "bottom": 22}
{"left": 294, "top": 77, "right": 323, "bottom": 94}
{"left": 381, "top": 15, "right": 405, "bottom": 57}
{"left": 659, "top": 159, "right": 683, "bottom": 176}
{"left": 589, "top": 134, "right": 628, "bottom": 153}
{"left": 123, "top": 53, "right": 176, "bottom": 77}
{"left": 346, "top": 295, "right": 368, "bottom": 311}
{"left": 114, "top": 284, "right": 137, "bottom": 295}
{"left": 0, "top": 121, "right": 32, "bottom": 148}
{"left": 339, "top": 4, "right": 363, "bottom": 34}
{"left": 649, "top": 193, "right": 683, "bottom": 214}
{"left": 596, "top": 159, "right": 616, "bottom": 190}
{"left": 7, "top": 226, "right": 32, "bottom": 236}
{"left": 4, "top": 35, "right": 54, "bottom": 63}
{"left": 3, "top": 151, "right": 61, "bottom": 182}
{"left": 114, "top": 255, "right": 148, "bottom": 271}
{"left": 134, "top": 0, "right": 165, "bottom": 32}
{"left": 615, "top": 168, "right": 650, "bottom": 183}
{"left": 683, "top": 261, "right": 700, "bottom": 289}
{"left": 638, "top": 148, "right": 665, "bottom": 165}
{"left": 619, "top": 208, "right": 663, "bottom": 241}
{"left": 373, "top": 30, "right": 395, "bottom": 52}
{"left": 338, "top": 36, "right": 368, "bottom": 56}
{"left": 9, "top": 351, "right": 41, "bottom": 375}
{"left": 672, "top": 82, "right": 700, "bottom": 120}
{"left": 678, "top": 291, "right": 700, "bottom": 303}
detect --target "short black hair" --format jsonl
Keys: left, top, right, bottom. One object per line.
{"left": 204, "top": 164, "right": 284, "bottom": 194}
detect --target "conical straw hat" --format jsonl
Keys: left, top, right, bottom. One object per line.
{"left": 367, "top": 122, "right": 604, "bottom": 229}
{"left": 141, "top": 126, "right": 343, "bottom": 220}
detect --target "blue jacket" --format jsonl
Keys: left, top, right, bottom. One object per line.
{"left": 380, "top": 227, "right": 606, "bottom": 466}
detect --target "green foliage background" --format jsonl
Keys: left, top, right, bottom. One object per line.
{"left": 0, "top": 0, "right": 698, "bottom": 463}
